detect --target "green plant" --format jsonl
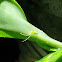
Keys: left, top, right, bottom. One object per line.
{"left": 0, "top": 0, "right": 62, "bottom": 62}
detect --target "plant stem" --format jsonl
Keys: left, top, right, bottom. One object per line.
{"left": 28, "top": 24, "right": 62, "bottom": 50}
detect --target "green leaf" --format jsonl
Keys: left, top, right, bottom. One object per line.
{"left": 35, "top": 48, "right": 62, "bottom": 62}
{"left": 0, "top": 0, "right": 62, "bottom": 51}
{"left": 0, "top": 0, "right": 30, "bottom": 34}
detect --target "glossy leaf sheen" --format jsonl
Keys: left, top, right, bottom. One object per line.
{"left": 0, "top": 0, "right": 62, "bottom": 62}
{"left": 0, "top": 0, "right": 62, "bottom": 51}
{"left": 35, "top": 48, "right": 62, "bottom": 62}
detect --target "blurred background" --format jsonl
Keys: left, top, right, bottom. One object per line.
{"left": 0, "top": 0, "right": 62, "bottom": 62}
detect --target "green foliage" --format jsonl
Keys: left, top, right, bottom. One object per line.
{"left": 0, "top": 0, "right": 29, "bottom": 37}
{"left": 35, "top": 48, "right": 62, "bottom": 62}
{"left": 0, "top": 0, "right": 62, "bottom": 62}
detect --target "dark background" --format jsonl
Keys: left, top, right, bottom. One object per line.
{"left": 0, "top": 0, "right": 62, "bottom": 62}
{"left": 17, "top": 0, "right": 62, "bottom": 41}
